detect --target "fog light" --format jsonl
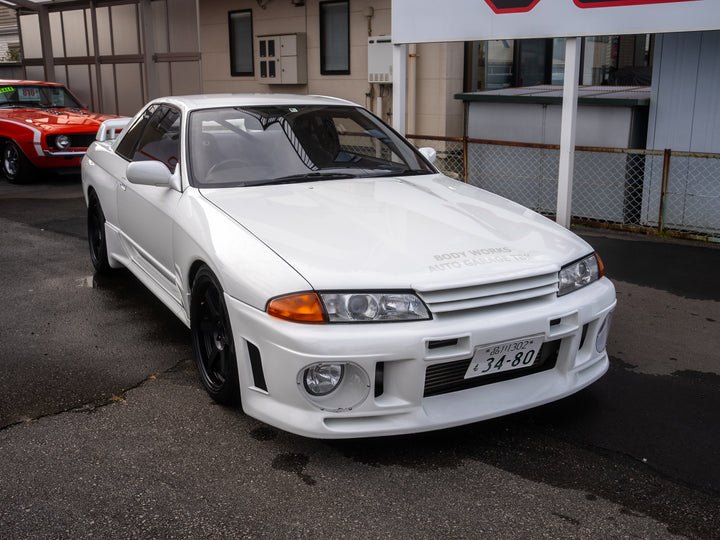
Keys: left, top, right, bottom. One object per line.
{"left": 303, "top": 363, "right": 344, "bottom": 396}
{"left": 298, "top": 362, "right": 371, "bottom": 412}
{"left": 595, "top": 311, "right": 614, "bottom": 353}
{"left": 55, "top": 134, "right": 71, "bottom": 150}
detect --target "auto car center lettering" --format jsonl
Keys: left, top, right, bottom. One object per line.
{"left": 430, "top": 247, "right": 531, "bottom": 272}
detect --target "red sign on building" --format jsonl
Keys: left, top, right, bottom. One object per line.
{"left": 483, "top": 0, "right": 541, "bottom": 13}
{"left": 574, "top": 0, "right": 698, "bottom": 8}
{"left": 485, "top": 0, "right": 697, "bottom": 13}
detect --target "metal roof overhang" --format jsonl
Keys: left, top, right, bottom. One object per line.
{"left": 0, "top": 1, "right": 86, "bottom": 10}
{"left": 1, "top": 1, "right": 144, "bottom": 14}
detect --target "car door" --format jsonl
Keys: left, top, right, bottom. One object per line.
{"left": 115, "top": 104, "right": 183, "bottom": 305}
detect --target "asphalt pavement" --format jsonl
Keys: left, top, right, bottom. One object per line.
{"left": 0, "top": 176, "right": 718, "bottom": 539}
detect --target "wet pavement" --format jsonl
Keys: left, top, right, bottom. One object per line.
{"left": 0, "top": 177, "right": 718, "bottom": 538}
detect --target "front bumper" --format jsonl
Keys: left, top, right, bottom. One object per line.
{"left": 43, "top": 149, "right": 87, "bottom": 157}
{"left": 28, "top": 152, "right": 84, "bottom": 169}
{"left": 225, "top": 277, "right": 616, "bottom": 438}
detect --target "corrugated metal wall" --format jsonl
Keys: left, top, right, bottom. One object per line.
{"left": 18, "top": 0, "right": 201, "bottom": 116}
{"left": 643, "top": 31, "right": 720, "bottom": 233}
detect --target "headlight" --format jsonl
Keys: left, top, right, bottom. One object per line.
{"left": 320, "top": 292, "right": 430, "bottom": 322}
{"left": 267, "top": 291, "right": 431, "bottom": 323}
{"left": 558, "top": 253, "right": 603, "bottom": 296}
{"left": 55, "top": 134, "right": 71, "bottom": 150}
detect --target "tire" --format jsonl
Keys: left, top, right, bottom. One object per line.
{"left": 2, "top": 140, "right": 36, "bottom": 184}
{"left": 87, "top": 191, "right": 112, "bottom": 274}
{"left": 191, "top": 266, "right": 240, "bottom": 405}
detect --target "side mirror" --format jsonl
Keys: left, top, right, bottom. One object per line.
{"left": 126, "top": 160, "right": 174, "bottom": 188}
{"left": 418, "top": 147, "right": 437, "bottom": 164}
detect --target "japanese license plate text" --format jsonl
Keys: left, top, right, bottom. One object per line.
{"left": 465, "top": 335, "right": 543, "bottom": 379}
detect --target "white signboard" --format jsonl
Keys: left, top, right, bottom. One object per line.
{"left": 392, "top": 0, "right": 720, "bottom": 43}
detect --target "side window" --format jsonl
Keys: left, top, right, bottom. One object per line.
{"left": 121, "top": 105, "right": 181, "bottom": 172}
{"left": 115, "top": 105, "right": 156, "bottom": 160}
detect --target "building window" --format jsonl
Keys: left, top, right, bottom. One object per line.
{"left": 320, "top": 0, "right": 349, "bottom": 75}
{"left": 229, "top": 10, "right": 253, "bottom": 77}
{"left": 465, "top": 34, "right": 654, "bottom": 91}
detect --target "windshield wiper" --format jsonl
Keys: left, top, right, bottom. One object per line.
{"left": 367, "top": 169, "right": 432, "bottom": 178}
{"left": 251, "top": 172, "right": 357, "bottom": 186}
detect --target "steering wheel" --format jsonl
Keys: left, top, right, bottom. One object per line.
{"left": 206, "top": 159, "right": 248, "bottom": 180}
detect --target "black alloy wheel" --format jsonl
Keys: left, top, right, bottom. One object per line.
{"left": 87, "top": 191, "right": 112, "bottom": 273}
{"left": 191, "top": 266, "right": 240, "bottom": 405}
{"left": 2, "top": 140, "right": 36, "bottom": 184}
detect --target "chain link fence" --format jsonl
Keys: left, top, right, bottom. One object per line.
{"left": 408, "top": 134, "right": 720, "bottom": 242}
{"left": 407, "top": 135, "right": 466, "bottom": 181}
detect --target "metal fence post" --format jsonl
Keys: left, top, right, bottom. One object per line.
{"left": 463, "top": 136, "right": 469, "bottom": 183}
{"left": 658, "top": 148, "right": 672, "bottom": 233}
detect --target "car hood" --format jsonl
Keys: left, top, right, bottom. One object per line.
{"left": 0, "top": 108, "right": 115, "bottom": 133}
{"left": 200, "top": 174, "right": 593, "bottom": 291}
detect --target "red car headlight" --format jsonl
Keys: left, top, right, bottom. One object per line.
{"left": 54, "top": 134, "right": 72, "bottom": 150}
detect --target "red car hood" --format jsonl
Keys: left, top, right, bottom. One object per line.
{"left": 0, "top": 107, "right": 116, "bottom": 134}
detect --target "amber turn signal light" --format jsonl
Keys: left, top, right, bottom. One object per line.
{"left": 595, "top": 253, "right": 605, "bottom": 279}
{"left": 267, "top": 292, "right": 327, "bottom": 323}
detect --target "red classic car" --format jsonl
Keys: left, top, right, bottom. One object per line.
{"left": 0, "top": 79, "right": 117, "bottom": 184}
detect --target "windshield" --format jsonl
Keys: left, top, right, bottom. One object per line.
{"left": 188, "top": 105, "right": 434, "bottom": 187}
{"left": 0, "top": 84, "right": 84, "bottom": 109}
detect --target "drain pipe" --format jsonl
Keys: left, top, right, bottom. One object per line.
{"left": 376, "top": 86, "right": 383, "bottom": 122}
{"left": 407, "top": 44, "right": 417, "bottom": 135}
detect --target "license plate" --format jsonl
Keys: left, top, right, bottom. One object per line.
{"left": 465, "top": 335, "right": 543, "bottom": 379}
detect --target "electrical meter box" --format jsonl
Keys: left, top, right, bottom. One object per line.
{"left": 257, "top": 33, "right": 307, "bottom": 85}
{"left": 368, "top": 36, "right": 393, "bottom": 83}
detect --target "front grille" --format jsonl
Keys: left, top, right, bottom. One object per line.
{"left": 423, "top": 340, "right": 561, "bottom": 398}
{"left": 417, "top": 272, "right": 559, "bottom": 314}
{"left": 69, "top": 133, "right": 97, "bottom": 149}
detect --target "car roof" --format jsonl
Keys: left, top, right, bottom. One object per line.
{"left": 151, "top": 93, "right": 358, "bottom": 112}
{"left": 0, "top": 79, "right": 65, "bottom": 87}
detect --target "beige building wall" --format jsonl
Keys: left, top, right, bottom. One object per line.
{"left": 414, "top": 41, "right": 465, "bottom": 137}
{"left": 199, "top": 0, "right": 463, "bottom": 137}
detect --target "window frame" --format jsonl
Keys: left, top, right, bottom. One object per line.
{"left": 116, "top": 104, "right": 181, "bottom": 172}
{"left": 319, "top": 0, "right": 350, "bottom": 76}
{"left": 116, "top": 104, "right": 157, "bottom": 161}
{"left": 228, "top": 9, "right": 254, "bottom": 77}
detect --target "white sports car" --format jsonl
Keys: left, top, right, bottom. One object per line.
{"left": 82, "top": 94, "right": 616, "bottom": 438}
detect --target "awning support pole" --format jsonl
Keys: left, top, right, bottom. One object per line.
{"left": 556, "top": 37, "right": 582, "bottom": 229}
{"left": 38, "top": 6, "right": 55, "bottom": 82}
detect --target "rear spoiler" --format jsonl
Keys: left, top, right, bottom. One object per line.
{"left": 95, "top": 117, "right": 132, "bottom": 143}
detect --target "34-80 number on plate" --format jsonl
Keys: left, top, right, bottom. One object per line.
{"left": 464, "top": 335, "right": 543, "bottom": 379}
